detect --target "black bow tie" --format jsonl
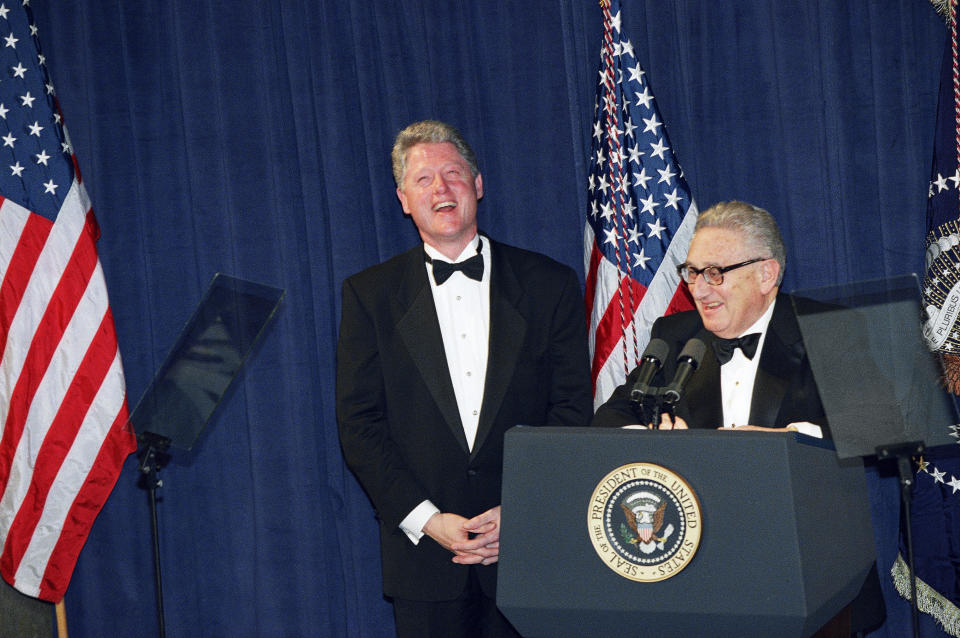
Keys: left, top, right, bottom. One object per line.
{"left": 712, "top": 332, "right": 761, "bottom": 365}
{"left": 425, "top": 239, "right": 484, "bottom": 285}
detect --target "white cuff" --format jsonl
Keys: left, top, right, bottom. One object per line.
{"left": 399, "top": 500, "right": 440, "bottom": 545}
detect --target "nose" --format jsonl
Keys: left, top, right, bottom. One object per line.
{"left": 432, "top": 174, "right": 450, "bottom": 193}
{"left": 689, "top": 273, "right": 711, "bottom": 298}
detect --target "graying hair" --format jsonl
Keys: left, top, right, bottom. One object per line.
{"left": 694, "top": 201, "right": 786, "bottom": 285}
{"left": 391, "top": 120, "right": 479, "bottom": 186}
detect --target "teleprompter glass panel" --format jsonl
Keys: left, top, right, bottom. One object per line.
{"left": 791, "top": 274, "right": 957, "bottom": 459}
{"left": 127, "top": 273, "right": 284, "bottom": 450}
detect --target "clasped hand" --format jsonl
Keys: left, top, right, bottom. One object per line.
{"left": 423, "top": 506, "right": 501, "bottom": 565}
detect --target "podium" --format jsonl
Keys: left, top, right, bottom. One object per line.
{"left": 497, "top": 427, "right": 874, "bottom": 638}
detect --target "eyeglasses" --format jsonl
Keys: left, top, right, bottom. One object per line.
{"left": 676, "top": 257, "right": 768, "bottom": 286}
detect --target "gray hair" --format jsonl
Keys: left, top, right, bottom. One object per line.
{"left": 694, "top": 201, "right": 786, "bottom": 285}
{"left": 391, "top": 120, "right": 479, "bottom": 186}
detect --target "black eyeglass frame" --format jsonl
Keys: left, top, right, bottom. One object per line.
{"left": 676, "top": 257, "right": 769, "bottom": 286}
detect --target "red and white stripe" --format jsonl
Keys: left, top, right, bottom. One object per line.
{"left": 0, "top": 179, "right": 134, "bottom": 601}
{"left": 585, "top": 204, "right": 698, "bottom": 408}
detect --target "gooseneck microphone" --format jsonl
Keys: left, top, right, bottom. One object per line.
{"left": 629, "top": 338, "right": 670, "bottom": 402}
{"left": 660, "top": 338, "right": 707, "bottom": 405}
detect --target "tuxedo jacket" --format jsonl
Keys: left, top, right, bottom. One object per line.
{"left": 592, "top": 295, "right": 829, "bottom": 436}
{"left": 336, "top": 238, "right": 592, "bottom": 601}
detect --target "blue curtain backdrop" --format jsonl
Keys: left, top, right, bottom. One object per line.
{"left": 22, "top": 1, "right": 945, "bottom": 636}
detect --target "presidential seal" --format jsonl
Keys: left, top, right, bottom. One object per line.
{"left": 587, "top": 462, "right": 701, "bottom": 582}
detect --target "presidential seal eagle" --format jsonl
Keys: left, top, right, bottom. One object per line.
{"left": 622, "top": 491, "right": 668, "bottom": 545}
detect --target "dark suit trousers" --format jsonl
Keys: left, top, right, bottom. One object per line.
{"left": 392, "top": 568, "right": 522, "bottom": 638}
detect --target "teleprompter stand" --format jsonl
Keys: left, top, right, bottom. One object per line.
{"left": 136, "top": 432, "right": 171, "bottom": 638}
{"left": 127, "top": 273, "right": 284, "bottom": 638}
{"left": 875, "top": 441, "right": 924, "bottom": 638}
{"left": 791, "top": 274, "right": 959, "bottom": 638}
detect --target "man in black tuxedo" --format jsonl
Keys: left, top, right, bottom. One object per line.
{"left": 592, "top": 200, "right": 884, "bottom": 635}
{"left": 592, "top": 200, "right": 826, "bottom": 437}
{"left": 337, "top": 120, "right": 592, "bottom": 638}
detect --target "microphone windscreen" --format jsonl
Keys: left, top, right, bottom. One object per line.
{"left": 644, "top": 338, "right": 670, "bottom": 364}
{"left": 678, "top": 338, "right": 706, "bottom": 367}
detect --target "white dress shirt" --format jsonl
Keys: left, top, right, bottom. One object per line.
{"left": 719, "top": 299, "right": 821, "bottom": 438}
{"left": 720, "top": 301, "right": 775, "bottom": 428}
{"left": 399, "top": 234, "right": 491, "bottom": 543}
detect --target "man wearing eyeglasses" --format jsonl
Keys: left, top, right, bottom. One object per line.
{"left": 592, "top": 200, "right": 825, "bottom": 438}
{"left": 593, "top": 200, "right": 888, "bottom": 634}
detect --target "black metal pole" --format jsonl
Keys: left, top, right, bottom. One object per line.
{"left": 877, "top": 443, "right": 922, "bottom": 638}
{"left": 137, "top": 434, "right": 171, "bottom": 638}
{"left": 897, "top": 454, "right": 920, "bottom": 638}
{"left": 148, "top": 478, "right": 166, "bottom": 638}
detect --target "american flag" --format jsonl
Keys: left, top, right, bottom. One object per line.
{"left": 584, "top": 0, "right": 697, "bottom": 407}
{"left": 0, "top": 3, "right": 134, "bottom": 601}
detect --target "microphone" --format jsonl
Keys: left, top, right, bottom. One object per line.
{"left": 660, "top": 338, "right": 707, "bottom": 405}
{"left": 629, "top": 338, "right": 670, "bottom": 402}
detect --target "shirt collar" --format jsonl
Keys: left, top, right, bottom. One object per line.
{"left": 423, "top": 233, "right": 481, "bottom": 264}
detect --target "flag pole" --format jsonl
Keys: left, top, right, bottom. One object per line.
{"left": 55, "top": 598, "right": 68, "bottom": 638}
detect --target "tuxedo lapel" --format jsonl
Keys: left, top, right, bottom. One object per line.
{"left": 393, "top": 248, "right": 470, "bottom": 453}
{"left": 749, "top": 297, "right": 804, "bottom": 427}
{"left": 472, "top": 241, "right": 525, "bottom": 457}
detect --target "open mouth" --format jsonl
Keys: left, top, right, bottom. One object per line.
{"left": 433, "top": 200, "right": 457, "bottom": 212}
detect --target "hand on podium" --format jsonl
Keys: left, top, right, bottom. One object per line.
{"left": 657, "top": 414, "right": 688, "bottom": 430}
{"left": 622, "top": 414, "right": 690, "bottom": 430}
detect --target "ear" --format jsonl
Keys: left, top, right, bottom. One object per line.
{"left": 396, "top": 186, "right": 410, "bottom": 216}
{"left": 474, "top": 173, "right": 484, "bottom": 200}
{"left": 758, "top": 259, "right": 780, "bottom": 294}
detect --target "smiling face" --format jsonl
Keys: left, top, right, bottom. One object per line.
{"left": 396, "top": 142, "right": 483, "bottom": 259}
{"left": 685, "top": 226, "right": 780, "bottom": 339}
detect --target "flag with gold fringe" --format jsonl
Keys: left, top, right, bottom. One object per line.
{"left": 891, "top": 2, "right": 960, "bottom": 634}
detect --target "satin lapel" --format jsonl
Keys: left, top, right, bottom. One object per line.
{"left": 472, "top": 242, "right": 525, "bottom": 457}
{"left": 685, "top": 330, "right": 723, "bottom": 428}
{"left": 394, "top": 248, "right": 470, "bottom": 453}
{"left": 749, "top": 298, "right": 804, "bottom": 428}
